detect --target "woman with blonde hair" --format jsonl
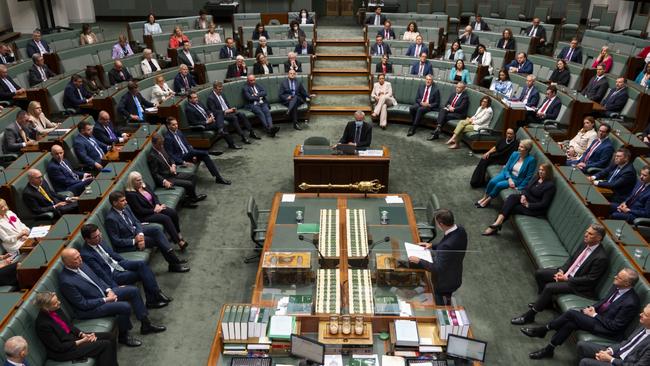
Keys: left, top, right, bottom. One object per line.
{"left": 150, "top": 75, "right": 175, "bottom": 105}
{"left": 0, "top": 198, "right": 29, "bottom": 254}
{"left": 204, "top": 23, "right": 222, "bottom": 44}
{"left": 27, "top": 101, "right": 58, "bottom": 134}
{"left": 125, "top": 172, "right": 188, "bottom": 251}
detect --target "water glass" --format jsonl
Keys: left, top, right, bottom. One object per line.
{"left": 634, "top": 248, "right": 643, "bottom": 259}
{"left": 615, "top": 228, "right": 622, "bottom": 239}
{"left": 380, "top": 210, "right": 389, "bottom": 225}
{"left": 295, "top": 210, "right": 304, "bottom": 224}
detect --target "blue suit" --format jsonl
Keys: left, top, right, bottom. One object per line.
{"left": 219, "top": 46, "right": 238, "bottom": 59}
{"left": 577, "top": 138, "right": 614, "bottom": 172}
{"left": 601, "top": 87, "right": 629, "bottom": 116}
{"left": 515, "top": 85, "right": 540, "bottom": 108}
{"left": 172, "top": 72, "right": 196, "bottom": 93}
{"left": 73, "top": 134, "right": 109, "bottom": 168}
{"left": 104, "top": 207, "right": 173, "bottom": 254}
{"left": 46, "top": 158, "right": 91, "bottom": 195}
{"left": 410, "top": 61, "right": 433, "bottom": 76}
{"left": 243, "top": 83, "right": 273, "bottom": 129}
{"left": 26, "top": 39, "right": 51, "bottom": 58}
{"left": 611, "top": 181, "right": 650, "bottom": 222}
{"left": 80, "top": 241, "right": 161, "bottom": 303}
{"left": 593, "top": 163, "right": 637, "bottom": 203}
{"left": 62, "top": 82, "right": 92, "bottom": 111}
{"left": 485, "top": 152, "right": 537, "bottom": 198}
{"left": 4, "top": 360, "right": 29, "bottom": 366}
{"left": 505, "top": 59, "right": 533, "bottom": 74}
{"left": 409, "top": 83, "right": 440, "bottom": 128}
{"left": 405, "top": 43, "right": 429, "bottom": 57}
{"left": 557, "top": 46, "right": 583, "bottom": 64}
{"left": 524, "top": 96, "right": 562, "bottom": 125}
{"left": 163, "top": 129, "right": 223, "bottom": 179}
{"left": 58, "top": 263, "right": 147, "bottom": 334}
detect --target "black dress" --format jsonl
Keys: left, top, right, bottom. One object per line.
{"left": 500, "top": 178, "right": 556, "bottom": 219}
{"left": 470, "top": 137, "right": 519, "bottom": 188}
{"left": 549, "top": 68, "right": 570, "bottom": 86}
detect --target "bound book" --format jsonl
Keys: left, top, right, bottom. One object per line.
{"left": 394, "top": 320, "right": 419, "bottom": 347}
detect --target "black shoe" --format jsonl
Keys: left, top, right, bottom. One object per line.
{"left": 118, "top": 335, "right": 142, "bottom": 347}
{"left": 208, "top": 150, "right": 223, "bottom": 156}
{"left": 528, "top": 302, "right": 535, "bottom": 308}
{"left": 249, "top": 132, "right": 261, "bottom": 140}
{"left": 242, "top": 137, "right": 251, "bottom": 144}
{"left": 146, "top": 300, "right": 168, "bottom": 309}
{"left": 215, "top": 177, "right": 231, "bottom": 185}
{"left": 529, "top": 345, "right": 554, "bottom": 359}
{"left": 191, "top": 194, "right": 207, "bottom": 202}
{"left": 407, "top": 129, "right": 415, "bottom": 136}
{"left": 293, "top": 123, "right": 302, "bottom": 130}
{"left": 168, "top": 264, "right": 190, "bottom": 273}
{"left": 427, "top": 131, "right": 440, "bottom": 141}
{"left": 141, "top": 321, "right": 166, "bottom": 335}
{"left": 229, "top": 144, "right": 242, "bottom": 149}
{"left": 520, "top": 326, "right": 548, "bottom": 338}
{"left": 158, "top": 291, "right": 173, "bottom": 303}
{"left": 511, "top": 310, "right": 536, "bottom": 325}
{"left": 482, "top": 224, "right": 502, "bottom": 236}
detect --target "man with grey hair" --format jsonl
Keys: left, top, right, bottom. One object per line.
{"left": 338, "top": 111, "right": 372, "bottom": 148}
{"left": 226, "top": 55, "right": 247, "bottom": 79}
{"left": 22, "top": 168, "right": 78, "bottom": 219}
{"left": 26, "top": 29, "right": 51, "bottom": 58}
{"left": 0, "top": 64, "right": 25, "bottom": 104}
{"left": 4, "top": 335, "right": 28, "bottom": 364}
{"left": 28, "top": 53, "right": 55, "bottom": 86}
{"left": 108, "top": 59, "right": 132, "bottom": 86}
{"left": 284, "top": 51, "right": 302, "bottom": 72}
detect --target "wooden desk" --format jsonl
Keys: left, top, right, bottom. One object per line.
{"left": 77, "top": 179, "right": 113, "bottom": 213}
{"left": 293, "top": 146, "right": 390, "bottom": 193}
{"left": 602, "top": 219, "right": 649, "bottom": 247}
{"left": 43, "top": 214, "right": 87, "bottom": 241}
{"left": 17, "top": 239, "right": 66, "bottom": 289}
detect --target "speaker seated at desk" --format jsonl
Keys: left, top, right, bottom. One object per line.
{"left": 338, "top": 111, "right": 372, "bottom": 149}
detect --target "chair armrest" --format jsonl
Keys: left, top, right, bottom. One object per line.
{"left": 258, "top": 209, "right": 271, "bottom": 214}
{"left": 63, "top": 108, "right": 77, "bottom": 116}
{"left": 586, "top": 167, "right": 603, "bottom": 175}
{"left": 417, "top": 223, "right": 436, "bottom": 230}
{"left": 633, "top": 218, "right": 650, "bottom": 228}
{"left": 57, "top": 191, "right": 74, "bottom": 198}
{"left": 413, "top": 206, "right": 426, "bottom": 212}
{"left": 0, "top": 101, "right": 9, "bottom": 107}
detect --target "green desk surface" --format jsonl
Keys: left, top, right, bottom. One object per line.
{"left": 622, "top": 245, "right": 650, "bottom": 272}
{"left": 0, "top": 169, "right": 24, "bottom": 185}
{"left": 44, "top": 214, "right": 86, "bottom": 240}
{"left": 7, "top": 152, "right": 44, "bottom": 170}
{"left": 557, "top": 166, "right": 591, "bottom": 185}
{"left": 132, "top": 125, "right": 155, "bottom": 138}
{"left": 120, "top": 137, "right": 146, "bottom": 152}
{"left": 96, "top": 162, "right": 128, "bottom": 180}
{"left": 79, "top": 179, "right": 113, "bottom": 200}
{"left": 278, "top": 198, "right": 337, "bottom": 224}
{"left": 0, "top": 292, "right": 23, "bottom": 319}
{"left": 573, "top": 183, "right": 610, "bottom": 205}
{"left": 20, "top": 239, "right": 66, "bottom": 269}
{"left": 347, "top": 197, "right": 408, "bottom": 225}
{"left": 608, "top": 121, "right": 647, "bottom": 148}
{"left": 603, "top": 219, "right": 647, "bottom": 246}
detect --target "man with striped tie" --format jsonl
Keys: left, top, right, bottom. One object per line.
{"left": 573, "top": 123, "right": 614, "bottom": 173}
{"left": 610, "top": 165, "right": 650, "bottom": 223}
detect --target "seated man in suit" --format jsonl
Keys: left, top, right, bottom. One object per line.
{"left": 339, "top": 111, "right": 372, "bottom": 149}
{"left": 370, "top": 35, "right": 391, "bottom": 57}
{"left": 219, "top": 37, "right": 238, "bottom": 59}
{"left": 511, "top": 224, "right": 609, "bottom": 325}
{"left": 3, "top": 110, "right": 37, "bottom": 153}
{"left": 254, "top": 36, "right": 273, "bottom": 57}
{"left": 522, "top": 268, "right": 640, "bottom": 360}
{"left": 471, "top": 14, "right": 490, "bottom": 31}
{"left": 47, "top": 144, "right": 93, "bottom": 196}
{"left": 582, "top": 64, "right": 609, "bottom": 103}
{"left": 26, "top": 29, "right": 51, "bottom": 58}
{"left": 512, "top": 74, "right": 540, "bottom": 108}
{"left": 408, "top": 209, "right": 467, "bottom": 305}
{"left": 173, "top": 64, "right": 197, "bottom": 94}
{"left": 80, "top": 223, "right": 171, "bottom": 309}
{"left": 610, "top": 165, "right": 650, "bottom": 223}
{"left": 558, "top": 38, "right": 583, "bottom": 64}
{"left": 594, "top": 78, "right": 629, "bottom": 118}
{"left": 73, "top": 120, "right": 109, "bottom": 170}
{"left": 0, "top": 43, "right": 16, "bottom": 64}
{"left": 107, "top": 60, "right": 133, "bottom": 86}
{"left": 177, "top": 42, "right": 200, "bottom": 72}
{"left": 506, "top": 52, "right": 534, "bottom": 74}
{"left": 117, "top": 81, "right": 154, "bottom": 123}
{"left": 93, "top": 110, "right": 128, "bottom": 145}
{"left": 105, "top": 191, "right": 190, "bottom": 272}
{"left": 589, "top": 148, "right": 637, "bottom": 203}
{"left": 405, "top": 35, "right": 428, "bottom": 58}
{"left": 284, "top": 51, "right": 302, "bottom": 73}
{"left": 407, "top": 74, "right": 440, "bottom": 136}
{"left": 225, "top": 55, "right": 248, "bottom": 79}
{"left": 294, "top": 36, "right": 314, "bottom": 55}
{"left": 163, "top": 117, "right": 231, "bottom": 185}
{"left": 59, "top": 248, "right": 165, "bottom": 347}
{"left": 23, "top": 168, "right": 78, "bottom": 219}
{"left": 377, "top": 20, "right": 395, "bottom": 40}
{"left": 365, "top": 6, "right": 386, "bottom": 25}
{"left": 523, "top": 85, "right": 561, "bottom": 127}
{"left": 459, "top": 25, "right": 479, "bottom": 46}
{"left": 3, "top": 336, "right": 28, "bottom": 365}
{"left": 410, "top": 52, "right": 433, "bottom": 77}
{"left": 0, "top": 64, "right": 26, "bottom": 105}
{"left": 571, "top": 123, "right": 614, "bottom": 173}
{"left": 429, "top": 82, "right": 469, "bottom": 140}
{"left": 525, "top": 17, "right": 547, "bottom": 49}
{"left": 577, "top": 303, "right": 650, "bottom": 365}
{"left": 28, "top": 53, "right": 55, "bottom": 86}
{"left": 243, "top": 74, "right": 279, "bottom": 137}
{"left": 63, "top": 74, "right": 93, "bottom": 114}
{"left": 185, "top": 91, "right": 241, "bottom": 149}
{"left": 279, "top": 69, "right": 313, "bottom": 130}
{"left": 207, "top": 81, "right": 259, "bottom": 142}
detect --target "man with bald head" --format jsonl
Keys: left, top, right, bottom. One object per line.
{"left": 243, "top": 74, "right": 279, "bottom": 137}
{"left": 59, "top": 248, "right": 165, "bottom": 347}
{"left": 22, "top": 168, "right": 78, "bottom": 219}
{"left": 93, "top": 110, "right": 128, "bottom": 145}
{"left": 107, "top": 59, "right": 132, "bottom": 86}
{"left": 46, "top": 144, "right": 93, "bottom": 195}
{"left": 3, "top": 335, "right": 28, "bottom": 365}
{"left": 0, "top": 64, "right": 25, "bottom": 105}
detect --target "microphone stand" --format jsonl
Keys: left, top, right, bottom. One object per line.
{"left": 298, "top": 234, "right": 328, "bottom": 267}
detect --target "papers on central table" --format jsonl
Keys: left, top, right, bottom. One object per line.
{"left": 281, "top": 194, "right": 295, "bottom": 202}
{"left": 506, "top": 100, "right": 526, "bottom": 109}
{"left": 385, "top": 195, "right": 404, "bottom": 204}
{"left": 324, "top": 355, "right": 343, "bottom": 366}
{"left": 28, "top": 225, "right": 51, "bottom": 239}
{"left": 145, "top": 107, "right": 158, "bottom": 113}
{"left": 404, "top": 242, "right": 432, "bottom": 262}
{"left": 358, "top": 149, "right": 384, "bottom": 157}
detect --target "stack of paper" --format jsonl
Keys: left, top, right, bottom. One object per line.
{"left": 28, "top": 225, "right": 51, "bottom": 239}
{"left": 281, "top": 194, "right": 295, "bottom": 202}
{"left": 267, "top": 315, "right": 296, "bottom": 340}
{"left": 385, "top": 196, "right": 404, "bottom": 204}
{"left": 381, "top": 355, "right": 405, "bottom": 366}
{"left": 358, "top": 149, "right": 384, "bottom": 157}
{"left": 394, "top": 320, "right": 419, "bottom": 347}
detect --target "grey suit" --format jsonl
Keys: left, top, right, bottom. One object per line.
{"left": 3, "top": 122, "right": 36, "bottom": 154}
{"left": 577, "top": 328, "right": 650, "bottom": 366}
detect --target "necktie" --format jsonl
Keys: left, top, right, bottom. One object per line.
{"left": 378, "top": 45, "right": 383, "bottom": 55}
{"left": 61, "top": 161, "right": 78, "bottom": 180}
{"left": 185, "top": 51, "right": 194, "bottom": 67}
{"left": 385, "top": 30, "right": 389, "bottom": 39}
{"left": 77, "top": 268, "right": 105, "bottom": 296}
{"left": 77, "top": 88, "right": 84, "bottom": 102}
{"left": 105, "top": 125, "right": 116, "bottom": 141}
{"left": 415, "top": 45, "right": 420, "bottom": 57}
{"left": 120, "top": 210, "right": 135, "bottom": 233}
{"left": 39, "top": 67, "right": 46, "bottom": 81}
{"left": 538, "top": 98, "right": 552, "bottom": 114}
{"left": 134, "top": 95, "right": 143, "bottom": 120}
{"left": 523, "top": 88, "right": 532, "bottom": 103}
{"left": 582, "top": 139, "right": 601, "bottom": 163}
{"left": 566, "top": 48, "right": 573, "bottom": 61}
{"left": 619, "top": 330, "right": 649, "bottom": 359}
{"left": 119, "top": 71, "right": 125, "bottom": 80}
{"left": 597, "top": 290, "right": 620, "bottom": 313}
{"left": 628, "top": 184, "right": 647, "bottom": 205}
{"left": 0, "top": 54, "right": 5, "bottom": 63}
{"left": 3, "top": 79, "right": 16, "bottom": 93}
{"left": 87, "top": 137, "right": 104, "bottom": 158}
{"left": 609, "top": 167, "right": 621, "bottom": 182}
{"left": 422, "top": 86, "right": 430, "bottom": 103}
{"left": 382, "top": 64, "right": 387, "bottom": 73}
{"left": 183, "top": 76, "right": 189, "bottom": 89}
{"left": 216, "top": 94, "right": 228, "bottom": 110}
{"left": 354, "top": 125, "right": 361, "bottom": 144}
{"left": 228, "top": 48, "right": 232, "bottom": 58}
{"left": 375, "top": 15, "right": 380, "bottom": 25}
{"left": 194, "top": 103, "right": 208, "bottom": 120}
{"left": 418, "top": 64, "right": 424, "bottom": 76}
{"left": 37, "top": 41, "right": 46, "bottom": 53}
{"left": 290, "top": 80, "right": 295, "bottom": 96}
{"left": 38, "top": 185, "right": 53, "bottom": 203}
{"left": 451, "top": 94, "right": 460, "bottom": 108}
{"left": 466, "top": 35, "right": 471, "bottom": 44}
{"left": 174, "top": 133, "right": 189, "bottom": 155}
{"left": 566, "top": 245, "right": 592, "bottom": 277}
{"left": 95, "top": 245, "right": 125, "bottom": 272}
{"left": 148, "top": 59, "right": 157, "bottom": 72}
{"left": 18, "top": 125, "right": 29, "bottom": 143}
{"left": 529, "top": 27, "right": 536, "bottom": 37}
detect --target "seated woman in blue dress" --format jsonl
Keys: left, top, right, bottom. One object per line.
{"left": 475, "top": 139, "right": 536, "bottom": 208}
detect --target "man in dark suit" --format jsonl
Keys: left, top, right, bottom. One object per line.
{"left": 93, "top": 110, "right": 127, "bottom": 145}
{"left": 163, "top": 117, "right": 231, "bottom": 185}
{"left": 471, "top": 14, "right": 490, "bottom": 31}
{"left": 429, "top": 82, "right": 469, "bottom": 140}
{"left": 105, "top": 191, "right": 189, "bottom": 272}
{"left": 511, "top": 224, "right": 609, "bottom": 325}
{"left": 225, "top": 55, "right": 248, "bottom": 79}
{"left": 522, "top": 268, "right": 641, "bottom": 360}
{"left": 410, "top": 52, "right": 433, "bottom": 77}
{"left": 0, "top": 43, "right": 16, "bottom": 64}
{"left": 117, "top": 81, "right": 154, "bottom": 123}
{"left": 284, "top": 52, "right": 302, "bottom": 73}
{"left": 365, "top": 6, "right": 386, "bottom": 26}
{"left": 525, "top": 17, "right": 547, "bottom": 48}
{"left": 370, "top": 35, "right": 391, "bottom": 56}
{"left": 0, "top": 64, "right": 26, "bottom": 105}
{"left": 73, "top": 120, "right": 109, "bottom": 170}
{"left": 558, "top": 38, "right": 583, "bottom": 64}
{"left": 185, "top": 91, "right": 241, "bottom": 149}
{"left": 28, "top": 53, "right": 55, "bottom": 86}
{"left": 459, "top": 25, "right": 480, "bottom": 46}
{"left": 219, "top": 37, "right": 238, "bottom": 59}
{"left": 63, "top": 74, "right": 93, "bottom": 114}
{"left": 47, "top": 144, "right": 93, "bottom": 196}
{"left": 594, "top": 78, "right": 629, "bottom": 118}
{"left": 26, "top": 30, "right": 51, "bottom": 58}
{"left": 513, "top": 74, "right": 541, "bottom": 108}
{"left": 107, "top": 60, "right": 133, "bottom": 86}
{"left": 577, "top": 303, "right": 650, "bottom": 365}
{"left": 582, "top": 64, "right": 609, "bottom": 103}
{"left": 3, "top": 110, "right": 37, "bottom": 153}
{"left": 279, "top": 69, "right": 313, "bottom": 130}
{"left": 294, "top": 37, "right": 314, "bottom": 55}
{"left": 377, "top": 20, "right": 395, "bottom": 40}
{"left": 243, "top": 74, "right": 279, "bottom": 137}
{"left": 207, "top": 81, "right": 259, "bottom": 142}
{"left": 80, "top": 223, "right": 171, "bottom": 309}
{"left": 506, "top": 52, "right": 534, "bottom": 74}
{"left": 339, "top": 111, "right": 372, "bottom": 149}
{"left": 405, "top": 35, "right": 429, "bottom": 57}
{"left": 23, "top": 168, "right": 78, "bottom": 219}
{"left": 177, "top": 42, "right": 200, "bottom": 72}
{"left": 3, "top": 336, "right": 29, "bottom": 365}
{"left": 610, "top": 166, "right": 650, "bottom": 223}
{"left": 575, "top": 124, "right": 615, "bottom": 173}
{"left": 523, "top": 85, "right": 562, "bottom": 127}
{"left": 173, "top": 64, "right": 197, "bottom": 93}
{"left": 590, "top": 148, "right": 637, "bottom": 203}
{"left": 59, "top": 248, "right": 165, "bottom": 347}
{"left": 408, "top": 209, "right": 467, "bottom": 305}
{"left": 408, "top": 74, "right": 440, "bottom": 136}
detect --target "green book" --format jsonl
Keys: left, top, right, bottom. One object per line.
{"left": 241, "top": 306, "right": 251, "bottom": 340}
{"left": 222, "top": 305, "right": 232, "bottom": 340}
{"left": 374, "top": 295, "right": 399, "bottom": 315}
{"left": 287, "top": 295, "right": 313, "bottom": 315}
{"left": 233, "top": 305, "right": 244, "bottom": 340}
{"left": 349, "top": 357, "right": 378, "bottom": 366}
{"left": 297, "top": 223, "right": 320, "bottom": 234}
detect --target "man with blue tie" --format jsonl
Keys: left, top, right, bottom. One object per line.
{"left": 522, "top": 85, "right": 562, "bottom": 127}
{"left": 73, "top": 120, "right": 109, "bottom": 170}
{"left": 279, "top": 69, "right": 313, "bottom": 130}
{"left": 46, "top": 144, "right": 93, "bottom": 196}
{"left": 243, "top": 75, "right": 279, "bottom": 137}
{"left": 594, "top": 78, "right": 629, "bottom": 118}
{"left": 3, "top": 336, "right": 29, "bottom": 365}
{"left": 407, "top": 74, "right": 440, "bottom": 136}
{"left": 117, "top": 82, "right": 154, "bottom": 123}
{"left": 573, "top": 124, "right": 614, "bottom": 173}
{"left": 410, "top": 53, "right": 433, "bottom": 77}
{"left": 557, "top": 38, "right": 583, "bottom": 64}
{"left": 513, "top": 74, "right": 540, "bottom": 108}
{"left": 62, "top": 75, "right": 93, "bottom": 114}
{"left": 610, "top": 166, "right": 650, "bottom": 223}
{"left": 93, "top": 110, "right": 128, "bottom": 145}
{"left": 589, "top": 148, "right": 637, "bottom": 203}
{"left": 370, "top": 35, "right": 391, "bottom": 57}
{"left": 207, "top": 81, "right": 259, "bottom": 143}
{"left": 405, "top": 35, "right": 429, "bottom": 57}
{"left": 185, "top": 91, "right": 241, "bottom": 150}
{"left": 59, "top": 248, "right": 166, "bottom": 347}
{"left": 339, "top": 111, "right": 372, "bottom": 149}
{"left": 506, "top": 52, "right": 534, "bottom": 74}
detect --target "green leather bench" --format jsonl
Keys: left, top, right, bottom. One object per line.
{"left": 204, "top": 55, "right": 311, "bottom": 82}
{"left": 247, "top": 39, "right": 300, "bottom": 58}
{"left": 581, "top": 30, "right": 650, "bottom": 57}
{"left": 239, "top": 25, "right": 314, "bottom": 43}
{"left": 379, "top": 13, "right": 449, "bottom": 32}
{"left": 149, "top": 28, "right": 224, "bottom": 56}
{"left": 56, "top": 40, "right": 119, "bottom": 75}
{"left": 6, "top": 60, "right": 33, "bottom": 89}
{"left": 233, "top": 13, "right": 261, "bottom": 30}
{"left": 10, "top": 153, "right": 58, "bottom": 224}
{"left": 468, "top": 17, "right": 557, "bottom": 46}
{"left": 527, "top": 54, "right": 585, "bottom": 90}
{"left": 372, "top": 56, "right": 478, "bottom": 83}
{"left": 168, "top": 42, "right": 225, "bottom": 65}
{"left": 367, "top": 26, "right": 443, "bottom": 46}
{"left": 14, "top": 26, "right": 104, "bottom": 60}
{"left": 128, "top": 15, "right": 215, "bottom": 45}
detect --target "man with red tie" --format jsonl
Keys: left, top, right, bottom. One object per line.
{"left": 511, "top": 224, "right": 609, "bottom": 325}
{"left": 172, "top": 64, "right": 196, "bottom": 94}
{"left": 428, "top": 82, "right": 469, "bottom": 140}
{"left": 572, "top": 123, "right": 614, "bottom": 172}
{"left": 523, "top": 85, "right": 562, "bottom": 127}
{"left": 407, "top": 74, "right": 440, "bottom": 136}
{"left": 610, "top": 166, "right": 650, "bottom": 223}
{"left": 376, "top": 20, "right": 395, "bottom": 40}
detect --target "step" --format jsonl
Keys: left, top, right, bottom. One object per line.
{"left": 310, "top": 106, "right": 373, "bottom": 115}
{"left": 311, "top": 85, "right": 370, "bottom": 94}
{"left": 312, "top": 68, "right": 369, "bottom": 76}
{"left": 315, "top": 53, "right": 367, "bottom": 60}
{"left": 316, "top": 45, "right": 367, "bottom": 54}
{"left": 315, "top": 59, "right": 368, "bottom": 69}
{"left": 312, "top": 76, "right": 369, "bottom": 86}
{"left": 311, "top": 93, "right": 369, "bottom": 106}
{"left": 317, "top": 39, "right": 366, "bottom": 47}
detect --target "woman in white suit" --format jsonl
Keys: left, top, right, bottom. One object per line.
{"left": 370, "top": 74, "right": 396, "bottom": 129}
{"left": 0, "top": 199, "right": 30, "bottom": 254}
{"left": 470, "top": 44, "right": 493, "bottom": 74}
{"left": 446, "top": 96, "right": 493, "bottom": 149}
{"left": 140, "top": 48, "right": 161, "bottom": 75}
{"left": 150, "top": 75, "right": 175, "bottom": 105}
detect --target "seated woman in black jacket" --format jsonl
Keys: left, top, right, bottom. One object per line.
{"left": 125, "top": 171, "right": 188, "bottom": 251}
{"left": 35, "top": 292, "right": 118, "bottom": 366}
{"left": 548, "top": 59, "right": 570, "bottom": 87}
{"left": 470, "top": 128, "right": 518, "bottom": 188}
{"left": 482, "top": 162, "right": 556, "bottom": 235}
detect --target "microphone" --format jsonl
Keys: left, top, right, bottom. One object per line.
{"left": 94, "top": 180, "right": 103, "bottom": 196}
{"left": 643, "top": 252, "right": 650, "bottom": 271}
{"left": 366, "top": 236, "right": 390, "bottom": 260}
{"left": 38, "top": 241, "right": 48, "bottom": 265}
{"left": 568, "top": 166, "right": 576, "bottom": 183}
{"left": 60, "top": 215, "right": 71, "bottom": 236}
{"left": 113, "top": 165, "right": 118, "bottom": 178}
{"left": 544, "top": 138, "right": 550, "bottom": 152}
{"left": 0, "top": 168, "right": 7, "bottom": 185}
{"left": 297, "top": 234, "right": 325, "bottom": 262}
{"left": 584, "top": 184, "right": 593, "bottom": 203}
{"left": 24, "top": 152, "right": 30, "bottom": 167}
{"left": 615, "top": 220, "right": 626, "bottom": 240}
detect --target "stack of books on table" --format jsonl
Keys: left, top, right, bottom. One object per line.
{"left": 389, "top": 320, "right": 445, "bottom": 356}
{"left": 436, "top": 309, "right": 470, "bottom": 340}
{"left": 221, "top": 305, "right": 272, "bottom": 342}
